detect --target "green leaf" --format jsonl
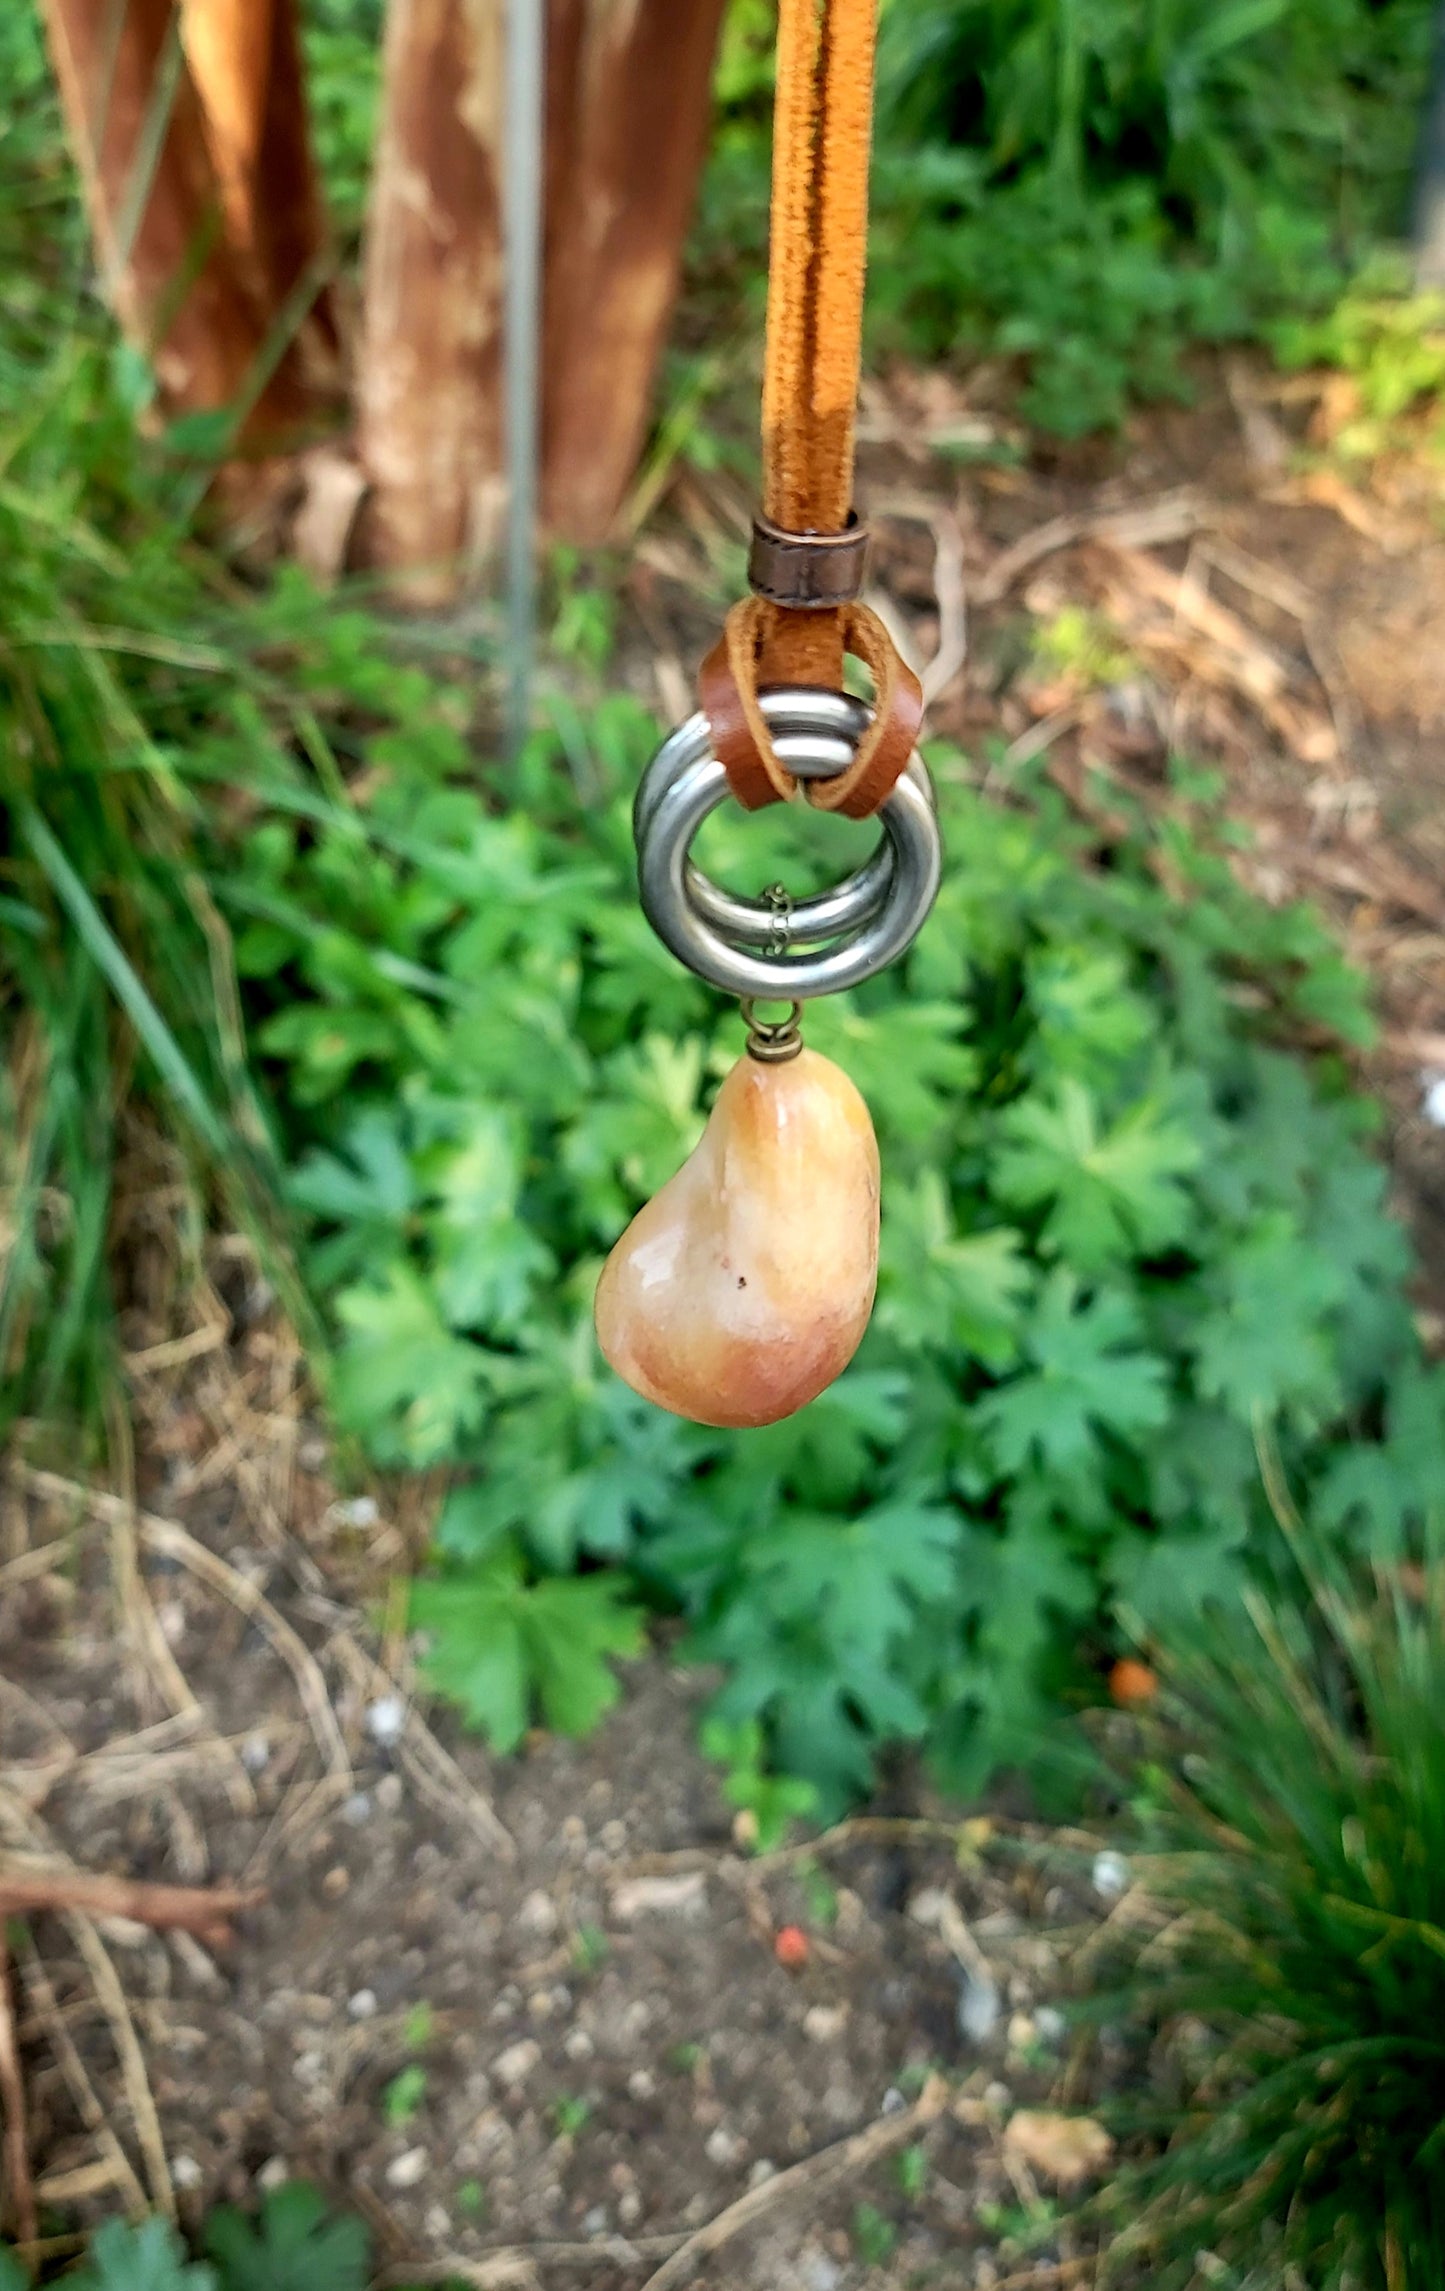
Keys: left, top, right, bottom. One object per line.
{"left": 1189, "top": 1211, "right": 1346, "bottom": 1418}
{"left": 980, "top": 1273, "right": 1170, "bottom": 1474}
{"left": 412, "top": 1552, "right": 645, "bottom": 1751}
{"left": 562, "top": 1034, "right": 705, "bottom": 1237}
{"left": 382, "top": 2064, "right": 428, "bottom": 2127}
{"left": 1316, "top": 1363, "right": 1445, "bottom": 1549}
{"left": 996, "top": 1077, "right": 1201, "bottom": 1269}
{"left": 879, "top": 1173, "right": 1031, "bottom": 1367}
{"left": 205, "top": 2184, "right": 369, "bottom": 2291}
{"left": 430, "top": 1110, "right": 553, "bottom": 1334}
{"left": 0, "top": 2254, "right": 32, "bottom": 2291}
{"left": 332, "top": 1265, "right": 493, "bottom": 1464}
{"left": 71, "top": 2219, "right": 217, "bottom": 2291}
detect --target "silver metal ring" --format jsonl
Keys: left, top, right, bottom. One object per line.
{"left": 632, "top": 691, "right": 932, "bottom": 953}
{"left": 634, "top": 686, "right": 941, "bottom": 1000}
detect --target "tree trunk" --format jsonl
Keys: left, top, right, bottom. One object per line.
{"left": 40, "top": 0, "right": 337, "bottom": 448}
{"left": 357, "top": 0, "right": 726, "bottom": 593}
{"left": 180, "top": 0, "right": 343, "bottom": 403}
{"left": 356, "top": 0, "right": 508, "bottom": 599}
{"left": 541, "top": 0, "right": 729, "bottom": 544}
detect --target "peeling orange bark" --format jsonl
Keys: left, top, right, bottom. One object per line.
{"left": 40, "top": 0, "right": 337, "bottom": 449}
{"left": 542, "top": 0, "right": 729, "bottom": 543}
{"left": 355, "top": 0, "right": 507, "bottom": 598}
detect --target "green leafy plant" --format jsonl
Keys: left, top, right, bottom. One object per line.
{"left": 203, "top": 2182, "right": 368, "bottom": 2291}
{"left": 701, "top": 1717, "right": 820, "bottom": 1850}
{"left": 382, "top": 2063, "right": 429, "bottom": 2128}
{"left": 68, "top": 2220, "right": 216, "bottom": 2291}
{"left": 896, "top": 2143, "right": 929, "bottom": 2201}
{"left": 411, "top": 1556, "right": 644, "bottom": 1750}
{"left": 1275, "top": 258, "right": 1445, "bottom": 467}
{"left": 1, "top": 2189, "right": 386, "bottom": 2291}
{"left": 851, "top": 2203, "right": 898, "bottom": 2267}
{"left": 549, "top": 2094, "right": 593, "bottom": 2139}
{"left": 1097, "top": 1479, "right": 1445, "bottom": 2288}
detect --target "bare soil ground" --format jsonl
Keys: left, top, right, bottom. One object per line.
{"left": 4, "top": 356, "right": 1445, "bottom": 2286}
{"left": 3, "top": 1405, "right": 1111, "bottom": 2291}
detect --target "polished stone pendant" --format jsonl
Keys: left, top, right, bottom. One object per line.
{"left": 594, "top": 1046, "right": 879, "bottom": 1428}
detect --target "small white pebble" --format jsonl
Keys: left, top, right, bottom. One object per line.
{"left": 618, "top": 2189, "right": 643, "bottom": 2228}
{"left": 348, "top": 1989, "right": 379, "bottom": 2021}
{"left": 704, "top": 2127, "right": 745, "bottom": 2168}
{"left": 801, "top": 2254, "right": 842, "bottom": 2291}
{"left": 958, "top": 1966, "right": 1001, "bottom": 2043}
{"left": 583, "top": 2206, "right": 609, "bottom": 2236}
{"left": 256, "top": 2157, "right": 289, "bottom": 2192}
{"left": 375, "top": 1772, "right": 404, "bottom": 1812}
{"left": 342, "top": 1792, "right": 373, "bottom": 1827}
{"left": 341, "top": 1494, "right": 380, "bottom": 1528}
{"left": 366, "top": 1694, "right": 407, "bottom": 1747}
{"left": 881, "top": 2086, "right": 906, "bottom": 2114}
{"left": 493, "top": 2038, "right": 541, "bottom": 2087}
{"left": 1035, "top": 2006, "right": 1066, "bottom": 2044}
{"left": 170, "top": 2154, "right": 203, "bottom": 2191}
{"left": 802, "top": 2004, "right": 848, "bottom": 2044}
{"left": 747, "top": 2159, "right": 777, "bottom": 2188}
{"left": 156, "top": 1600, "right": 187, "bottom": 1646}
{"left": 1424, "top": 1075, "right": 1445, "bottom": 1128}
{"left": 1092, "top": 1849, "right": 1130, "bottom": 1902}
{"left": 983, "top": 2080, "right": 1013, "bottom": 2113}
{"left": 240, "top": 1732, "right": 271, "bottom": 1775}
{"left": 386, "top": 2147, "right": 428, "bottom": 2190}
{"left": 564, "top": 2028, "right": 596, "bottom": 2063}
{"left": 627, "top": 2068, "right": 656, "bottom": 2101}
{"left": 423, "top": 2204, "right": 451, "bottom": 2241}
{"left": 517, "top": 1888, "right": 559, "bottom": 1940}
{"left": 1007, "top": 2012, "right": 1036, "bottom": 2050}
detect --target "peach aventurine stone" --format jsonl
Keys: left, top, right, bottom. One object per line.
{"left": 594, "top": 1047, "right": 880, "bottom": 1428}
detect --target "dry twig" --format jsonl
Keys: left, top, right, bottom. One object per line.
{"left": 0, "top": 1928, "right": 36, "bottom": 2244}
{"left": 0, "top": 1864, "right": 263, "bottom": 1950}
{"left": 66, "top": 1914, "right": 175, "bottom": 2219}
{"left": 974, "top": 490, "right": 1206, "bottom": 607}
{"left": 15, "top": 1935, "right": 149, "bottom": 2218}
{"left": 388, "top": 2239, "right": 687, "bottom": 2289}
{"left": 635, "top": 2075, "right": 950, "bottom": 2291}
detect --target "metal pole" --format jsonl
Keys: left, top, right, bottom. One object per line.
{"left": 504, "top": 0, "right": 545, "bottom": 755}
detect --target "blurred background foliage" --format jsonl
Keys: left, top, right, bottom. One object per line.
{"left": 699, "top": 0, "right": 1435, "bottom": 429}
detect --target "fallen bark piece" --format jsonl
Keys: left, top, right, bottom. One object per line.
{"left": 1003, "top": 2108, "right": 1115, "bottom": 2190}
{"left": 610, "top": 1871, "right": 708, "bottom": 1920}
{"left": 0, "top": 1863, "right": 265, "bottom": 1950}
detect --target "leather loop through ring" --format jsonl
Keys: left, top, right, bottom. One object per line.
{"left": 698, "top": 596, "right": 923, "bottom": 821}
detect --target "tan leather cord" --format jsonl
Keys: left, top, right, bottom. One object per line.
{"left": 700, "top": 0, "right": 920, "bottom": 817}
